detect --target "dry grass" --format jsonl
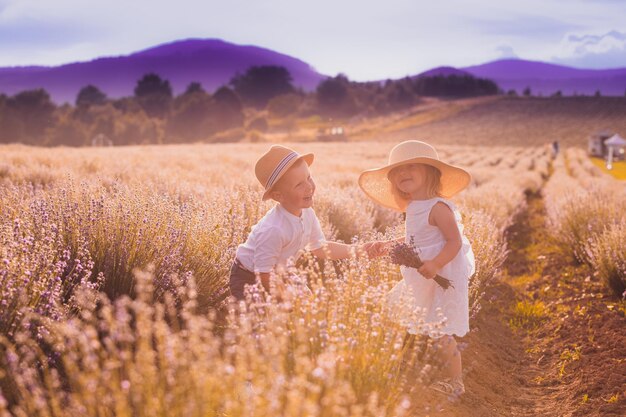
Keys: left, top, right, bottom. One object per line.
{"left": 590, "top": 157, "right": 626, "bottom": 180}
{"left": 543, "top": 149, "right": 626, "bottom": 298}
{"left": 333, "top": 96, "right": 626, "bottom": 147}
{"left": 239, "top": 96, "right": 626, "bottom": 147}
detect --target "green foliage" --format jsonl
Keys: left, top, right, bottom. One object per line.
{"left": 184, "top": 81, "right": 205, "bottom": 95}
{"left": 134, "top": 73, "right": 173, "bottom": 118}
{"left": 76, "top": 85, "right": 107, "bottom": 107}
{"left": 47, "top": 112, "right": 89, "bottom": 146}
{"left": 0, "top": 66, "right": 504, "bottom": 146}
{"left": 246, "top": 116, "right": 268, "bottom": 133}
{"left": 316, "top": 75, "right": 358, "bottom": 117}
{"left": 0, "top": 89, "right": 56, "bottom": 143}
{"left": 558, "top": 345, "right": 582, "bottom": 378}
{"left": 230, "top": 65, "right": 294, "bottom": 108}
{"left": 509, "top": 300, "right": 547, "bottom": 330}
{"left": 267, "top": 93, "right": 302, "bottom": 118}
{"left": 166, "top": 90, "right": 214, "bottom": 142}
{"left": 384, "top": 80, "right": 417, "bottom": 110}
{"left": 212, "top": 86, "right": 244, "bottom": 131}
{"left": 413, "top": 75, "right": 499, "bottom": 97}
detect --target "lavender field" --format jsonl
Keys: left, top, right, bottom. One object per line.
{"left": 0, "top": 143, "right": 624, "bottom": 416}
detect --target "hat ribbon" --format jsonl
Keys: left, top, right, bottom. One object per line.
{"left": 266, "top": 151, "right": 298, "bottom": 189}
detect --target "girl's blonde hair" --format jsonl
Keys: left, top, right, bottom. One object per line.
{"left": 389, "top": 164, "right": 442, "bottom": 206}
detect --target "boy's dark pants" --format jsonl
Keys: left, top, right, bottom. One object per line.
{"left": 229, "top": 260, "right": 257, "bottom": 301}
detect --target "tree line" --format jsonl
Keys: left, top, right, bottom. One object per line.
{"left": 0, "top": 67, "right": 499, "bottom": 146}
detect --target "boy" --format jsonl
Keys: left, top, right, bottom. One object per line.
{"left": 230, "top": 144, "right": 374, "bottom": 300}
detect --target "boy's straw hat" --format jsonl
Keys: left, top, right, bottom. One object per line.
{"left": 256, "top": 145, "right": 314, "bottom": 200}
{"left": 358, "top": 140, "right": 471, "bottom": 212}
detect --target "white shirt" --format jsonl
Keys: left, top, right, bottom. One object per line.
{"left": 235, "top": 205, "right": 326, "bottom": 273}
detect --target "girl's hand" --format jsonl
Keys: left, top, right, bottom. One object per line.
{"left": 418, "top": 260, "right": 440, "bottom": 279}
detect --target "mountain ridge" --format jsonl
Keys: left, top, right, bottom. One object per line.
{"left": 1, "top": 39, "right": 625, "bottom": 102}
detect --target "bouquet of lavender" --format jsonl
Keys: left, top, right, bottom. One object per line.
{"left": 389, "top": 239, "right": 454, "bottom": 290}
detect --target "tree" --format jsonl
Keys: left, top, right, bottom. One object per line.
{"left": 3, "top": 89, "right": 56, "bottom": 143}
{"left": 523, "top": 86, "right": 532, "bottom": 97}
{"left": 384, "top": 82, "right": 416, "bottom": 110}
{"left": 87, "top": 104, "right": 117, "bottom": 140}
{"left": 413, "top": 75, "right": 498, "bottom": 97}
{"left": 0, "top": 94, "right": 18, "bottom": 143}
{"left": 46, "top": 112, "right": 88, "bottom": 146}
{"left": 134, "top": 73, "right": 173, "bottom": 118}
{"left": 184, "top": 82, "right": 205, "bottom": 95}
{"left": 594, "top": 90, "right": 602, "bottom": 97}
{"left": 267, "top": 93, "right": 302, "bottom": 118}
{"left": 230, "top": 66, "right": 294, "bottom": 108}
{"left": 247, "top": 117, "right": 268, "bottom": 132}
{"left": 166, "top": 89, "right": 214, "bottom": 142}
{"left": 76, "top": 85, "right": 107, "bottom": 107}
{"left": 316, "top": 75, "right": 357, "bottom": 116}
{"left": 212, "top": 86, "right": 244, "bottom": 131}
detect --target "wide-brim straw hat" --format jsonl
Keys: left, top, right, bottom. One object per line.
{"left": 256, "top": 145, "right": 314, "bottom": 200}
{"left": 358, "top": 140, "right": 471, "bottom": 212}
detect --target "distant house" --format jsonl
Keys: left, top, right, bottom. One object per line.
{"left": 588, "top": 131, "right": 614, "bottom": 158}
{"left": 316, "top": 126, "right": 347, "bottom": 142}
{"left": 605, "top": 133, "right": 626, "bottom": 165}
{"left": 91, "top": 133, "right": 113, "bottom": 147}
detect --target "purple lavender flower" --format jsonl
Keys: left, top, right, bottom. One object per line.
{"left": 389, "top": 239, "right": 454, "bottom": 290}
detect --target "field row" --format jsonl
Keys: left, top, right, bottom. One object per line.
{"left": 542, "top": 147, "right": 626, "bottom": 298}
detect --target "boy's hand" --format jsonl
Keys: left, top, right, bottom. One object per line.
{"left": 363, "top": 241, "right": 388, "bottom": 258}
{"left": 418, "top": 260, "right": 440, "bottom": 279}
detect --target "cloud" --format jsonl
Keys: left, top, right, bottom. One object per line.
{"left": 553, "top": 30, "right": 626, "bottom": 68}
{"left": 496, "top": 45, "right": 518, "bottom": 59}
{"left": 472, "top": 14, "right": 583, "bottom": 40}
{"left": 0, "top": 17, "right": 101, "bottom": 47}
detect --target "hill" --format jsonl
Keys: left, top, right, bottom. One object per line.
{"left": 299, "top": 96, "right": 626, "bottom": 147}
{"left": 0, "top": 39, "right": 325, "bottom": 103}
{"left": 461, "top": 59, "right": 626, "bottom": 96}
{"left": 378, "top": 96, "right": 626, "bottom": 147}
{"left": 416, "top": 66, "right": 472, "bottom": 77}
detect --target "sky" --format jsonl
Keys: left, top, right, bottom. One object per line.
{"left": 0, "top": 0, "right": 625, "bottom": 80}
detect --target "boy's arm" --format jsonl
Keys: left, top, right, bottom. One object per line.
{"left": 310, "top": 241, "right": 350, "bottom": 260}
{"left": 306, "top": 211, "right": 397, "bottom": 260}
{"left": 311, "top": 241, "right": 357, "bottom": 260}
{"left": 368, "top": 236, "right": 403, "bottom": 257}
{"left": 310, "top": 237, "right": 406, "bottom": 260}
{"left": 383, "top": 236, "right": 404, "bottom": 248}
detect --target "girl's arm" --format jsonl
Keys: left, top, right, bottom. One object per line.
{"left": 419, "top": 202, "right": 462, "bottom": 278}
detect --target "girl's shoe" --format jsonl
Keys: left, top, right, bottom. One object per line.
{"left": 429, "top": 378, "right": 465, "bottom": 397}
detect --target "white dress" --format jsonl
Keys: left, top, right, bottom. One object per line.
{"left": 386, "top": 197, "right": 475, "bottom": 337}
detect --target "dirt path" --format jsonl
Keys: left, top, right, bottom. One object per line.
{"left": 409, "top": 188, "right": 626, "bottom": 416}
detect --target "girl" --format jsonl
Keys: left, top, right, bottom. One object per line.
{"left": 358, "top": 140, "right": 475, "bottom": 397}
